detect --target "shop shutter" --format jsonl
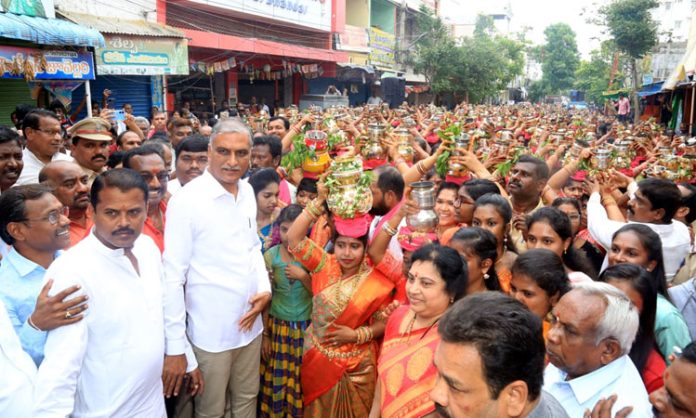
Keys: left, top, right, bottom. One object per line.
{"left": 72, "top": 75, "right": 152, "bottom": 120}
{"left": 0, "top": 79, "right": 34, "bottom": 126}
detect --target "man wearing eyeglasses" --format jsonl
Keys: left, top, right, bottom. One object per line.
{"left": 15, "top": 110, "right": 72, "bottom": 186}
{"left": 0, "top": 184, "right": 87, "bottom": 366}
{"left": 122, "top": 144, "right": 169, "bottom": 254}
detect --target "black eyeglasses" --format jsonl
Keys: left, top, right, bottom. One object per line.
{"left": 23, "top": 207, "right": 69, "bottom": 225}
{"left": 140, "top": 172, "right": 170, "bottom": 183}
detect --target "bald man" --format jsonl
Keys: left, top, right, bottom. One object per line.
{"left": 39, "top": 161, "right": 92, "bottom": 247}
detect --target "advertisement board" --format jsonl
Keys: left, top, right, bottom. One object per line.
{"left": 338, "top": 25, "right": 370, "bottom": 53}
{"left": 190, "top": 0, "right": 332, "bottom": 32}
{"left": 0, "top": 46, "right": 94, "bottom": 80}
{"left": 368, "top": 27, "right": 396, "bottom": 69}
{"left": 97, "top": 35, "right": 189, "bottom": 75}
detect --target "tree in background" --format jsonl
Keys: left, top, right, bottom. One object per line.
{"left": 539, "top": 23, "right": 581, "bottom": 95}
{"left": 408, "top": 9, "right": 525, "bottom": 103}
{"left": 575, "top": 41, "right": 623, "bottom": 105}
{"left": 599, "top": 0, "right": 659, "bottom": 124}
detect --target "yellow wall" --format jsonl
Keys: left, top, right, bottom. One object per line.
{"left": 346, "top": 0, "right": 370, "bottom": 28}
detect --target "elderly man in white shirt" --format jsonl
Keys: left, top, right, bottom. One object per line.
{"left": 588, "top": 177, "right": 691, "bottom": 281}
{"left": 544, "top": 282, "right": 653, "bottom": 418}
{"left": 33, "top": 169, "right": 200, "bottom": 418}
{"left": 164, "top": 117, "right": 272, "bottom": 418}
{"left": 15, "top": 109, "right": 72, "bottom": 186}
{"left": 0, "top": 300, "right": 35, "bottom": 418}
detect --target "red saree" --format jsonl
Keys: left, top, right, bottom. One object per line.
{"left": 378, "top": 306, "right": 439, "bottom": 418}
{"left": 289, "top": 238, "right": 396, "bottom": 417}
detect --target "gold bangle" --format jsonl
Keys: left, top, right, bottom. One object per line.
{"left": 365, "top": 326, "right": 374, "bottom": 343}
{"left": 303, "top": 208, "right": 318, "bottom": 221}
{"left": 382, "top": 223, "right": 398, "bottom": 237}
{"left": 355, "top": 327, "right": 364, "bottom": 344}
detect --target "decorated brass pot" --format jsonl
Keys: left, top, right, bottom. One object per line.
{"left": 302, "top": 130, "right": 331, "bottom": 175}
{"left": 592, "top": 148, "right": 612, "bottom": 170}
{"left": 326, "top": 155, "right": 373, "bottom": 219}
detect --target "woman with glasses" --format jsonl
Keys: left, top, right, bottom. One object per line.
{"left": 444, "top": 179, "right": 500, "bottom": 242}
{"left": 552, "top": 197, "right": 605, "bottom": 273}
{"left": 525, "top": 207, "right": 597, "bottom": 282}
{"left": 470, "top": 194, "right": 517, "bottom": 291}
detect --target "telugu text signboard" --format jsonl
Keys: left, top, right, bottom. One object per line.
{"left": 97, "top": 35, "right": 189, "bottom": 76}
{"left": 190, "top": 0, "right": 332, "bottom": 32}
{"left": 368, "top": 27, "right": 396, "bottom": 69}
{"left": 0, "top": 46, "right": 94, "bottom": 80}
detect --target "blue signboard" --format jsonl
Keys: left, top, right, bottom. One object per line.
{"left": 0, "top": 46, "right": 95, "bottom": 80}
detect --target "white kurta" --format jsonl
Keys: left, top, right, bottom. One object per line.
{"left": 33, "top": 233, "right": 167, "bottom": 418}
{"left": 0, "top": 300, "right": 36, "bottom": 418}
{"left": 163, "top": 170, "right": 272, "bottom": 353}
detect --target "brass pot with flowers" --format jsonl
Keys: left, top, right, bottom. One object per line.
{"left": 325, "top": 154, "right": 373, "bottom": 219}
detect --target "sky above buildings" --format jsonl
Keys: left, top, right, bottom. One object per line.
{"left": 443, "top": 0, "right": 609, "bottom": 57}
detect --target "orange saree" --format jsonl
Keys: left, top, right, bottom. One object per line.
{"left": 289, "top": 237, "right": 396, "bottom": 418}
{"left": 377, "top": 306, "right": 439, "bottom": 418}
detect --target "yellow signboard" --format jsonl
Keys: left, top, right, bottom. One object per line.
{"left": 368, "top": 27, "right": 395, "bottom": 69}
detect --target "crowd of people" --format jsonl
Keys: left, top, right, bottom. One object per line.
{"left": 0, "top": 98, "right": 695, "bottom": 418}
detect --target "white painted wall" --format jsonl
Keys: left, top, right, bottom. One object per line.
{"left": 653, "top": 0, "right": 696, "bottom": 42}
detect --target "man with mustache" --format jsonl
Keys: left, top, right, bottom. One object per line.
{"left": 587, "top": 177, "right": 691, "bottom": 280}
{"left": 368, "top": 165, "right": 405, "bottom": 259}
{"left": 163, "top": 117, "right": 271, "bottom": 417}
{"left": 250, "top": 135, "right": 296, "bottom": 205}
{"left": 544, "top": 282, "right": 652, "bottom": 418}
{"left": 0, "top": 126, "right": 23, "bottom": 195}
{"left": 68, "top": 117, "right": 112, "bottom": 187}
{"left": 430, "top": 292, "right": 569, "bottom": 418}
{"left": 506, "top": 155, "right": 549, "bottom": 253}
{"left": 33, "top": 169, "right": 200, "bottom": 417}
{"left": 168, "top": 135, "right": 209, "bottom": 195}
{"left": 15, "top": 110, "right": 72, "bottom": 186}
{"left": 39, "top": 161, "right": 92, "bottom": 247}
{"left": 0, "top": 184, "right": 86, "bottom": 366}
{"left": 122, "top": 144, "right": 169, "bottom": 254}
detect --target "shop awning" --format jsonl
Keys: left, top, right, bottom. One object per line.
{"left": 0, "top": 12, "right": 105, "bottom": 47}
{"left": 58, "top": 11, "right": 185, "bottom": 38}
{"left": 637, "top": 81, "right": 664, "bottom": 97}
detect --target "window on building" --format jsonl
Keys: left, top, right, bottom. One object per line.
{"left": 675, "top": 20, "right": 682, "bottom": 29}
{"left": 665, "top": 2, "right": 672, "bottom": 10}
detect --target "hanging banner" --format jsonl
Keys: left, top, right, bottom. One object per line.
{"left": 97, "top": 35, "right": 189, "bottom": 76}
{"left": 0, "top": 46, "right": 95, "bottom": 80}
{"left": 368, "top": 27, "right": 396, "bottom": 69}
{"left": 337, "top": 25, "right": 370, "bottom": 53}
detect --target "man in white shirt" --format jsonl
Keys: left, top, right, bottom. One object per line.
{"left": 15, "top": 109, "right": 72, "bottom": 186}
{"left": 164, "top": 118, "right": 272, "bottom": 418}
{"left": 588, "top": 177, "right": 691, "bottom": 280}
{"left": 168, "top": 134, "right": 209, "bottom": 195}
{"left": 0, "top": 300, "right": 36, "bottom": 418}
{"left": 33, "top": 169, "right": 200, "bottom": 418}
{"left": 544, "top": 282, "right": 653, "bottom": 418}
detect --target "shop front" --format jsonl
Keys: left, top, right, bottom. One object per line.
{"left": 160, "top": 0, "right": 346, "bottom": 115}
{"left": 0, "top": 1, "right": 103, "bottom": 125}
{"left": 0, "top": 44, "right": 96, "bottom": 125}
{"left": 59, "top": 11, "right": 189, "bottom": 120}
